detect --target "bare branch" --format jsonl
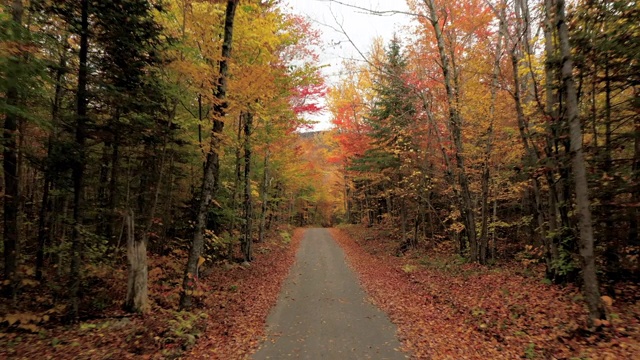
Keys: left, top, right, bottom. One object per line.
{"left": 318, "top": 0, "right": 423, "bottom": 18}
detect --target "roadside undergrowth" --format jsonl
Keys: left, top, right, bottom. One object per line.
{"left": 1, "top": 228, "right": 303, "bottom": 360}
{"left": 330, "top": 226, "right": 639, "bottom": 360}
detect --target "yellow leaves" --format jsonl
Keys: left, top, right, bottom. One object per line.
{"left": 1, "top": 311, "right": 50, "bottom": 333}
{"left": 4, "top": 313, "right": 20, "bottom": 326}
{"left": 197, "top": 256, "right": 206, "bottom": 269}
{"left": 402, "top": 264, "right": 418, "bottom": 273}
{"left": 21, "top": 278, "right": 39, "bottom": 287}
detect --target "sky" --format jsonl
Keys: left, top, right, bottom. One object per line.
{"left": 282, "top": 0, "right": 412, "bottom": 131}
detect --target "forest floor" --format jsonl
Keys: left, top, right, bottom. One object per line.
{"left": 0, "top": 227, "right": 303, "bottom": 360}
{"left": 331, "top": 225, "right": 640, "bottom": 359}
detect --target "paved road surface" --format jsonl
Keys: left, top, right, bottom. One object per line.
{"left": 253, "top": 228, "right": 405, "bottom": 359}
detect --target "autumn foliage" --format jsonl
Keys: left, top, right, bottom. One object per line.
{"left": 1, "top": 0, "right": 639, "bottom": 358}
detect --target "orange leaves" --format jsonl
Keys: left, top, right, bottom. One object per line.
{"left": 601, "top": 295, "right": 614, "bottom": 307}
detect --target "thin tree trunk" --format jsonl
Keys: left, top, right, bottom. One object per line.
{"left": 56, "top": 196, "right": 69, "bottom": 279}
{"left": 228, "top": 113, "right": 243, "bottom": 258}
{"left": 556, "top": 0, "right": 605, "bottom": 325}
{"left": 400, "top": 199, "right": 407, "bottom": 245}
{"left": 603, "top": 58, "right": 615, "bottom": 241}
{"left": 69, "top": 0, "right": 89, "bottom": 321}
{"left": 160, "top": 154, "right": 175, "bottom": 252}
{"left": 97, "top": 142, "right": 112, "bottom": 236}
{"left": 480, "top": 20, "right": 504, "bottom": 265}
{"left": 503, "top": 0, "right": 557, "bottom": 275}
{"left": 491, "top": 196, "right": 498, "bottom": 261}
{"left": 544, "top": 0, "right": 573, "bottom": 281}
{"left": 3, "top": 0, "right": 24, "bottom": 300}
{"left": 258, "top": 147, "right": 270, "bottom": 243}
{"left": 107, "top": 134, "right": 120, "bottom": 245}
{"left": 344, "top": 169, "right": 351, "bottom": 223}
{"left": 181, "top": 0, "right": 238, "bottom": 310}
{"left": 36, "top": 28, "right": 67, "bottom": 283}
{"left": 630, "top": 105, "right": 639, "bottom": 245}
{"left": 36, "top": 177, "right": 52, "bottom": 282}
{"left": 241, "top": 112, "right": 253, "bottom": 263}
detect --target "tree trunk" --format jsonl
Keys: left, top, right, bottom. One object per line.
{"left": 556, "top": 0, "right": 605, "bottom": 325}
{"left": 181, "top": 0, "right": 238, "bottom": 310}
{"left": 107, "top": 135, "right": 120, "bottom": 245}
{"left": 400, "top": 199, "right": 407, "bottom": 245}
{"left": 125, "top": 130, "right": 168, "bottom": 313}
{"left": 344, "top": 169, "right": 351, "bottom": 223}
{"left": 630, "top": 103, "right": 639, "bottom": 245}
{"left": 37, "top": 50, "right": 67, "bottom": 281}
{"left": 160, "top": 154, "right": 176, "bottom": 253}
{"left": 97, "top": 141, "right": 112, "bottom": 237}
{"left": 69, "top": 0, "right": 89, "bottom": 321}
{"left": 228, "top": 113, "right": 243, "bottom": 258}
{"left": 3, "top": 0, "right": 24, "bottom": 299}
{"left": 124, "top": 210, "right": 149, "bottom": 313}
{"left": 242, "top": 112, "right": 253, "bottom": 262}
{"left": 503, "top": 0, "right": 558, "bottom": 275}
{"left": 36, "top": 177, "right": 51, "bottom": 282}
{"left": 258, "top": 147, "right": 270, "bottom": 243}
{"left": 480, "top": 20, "right": 504, "bottom": 265}
{"left": 543, "top": 0, "right": 574, "bottom": 282}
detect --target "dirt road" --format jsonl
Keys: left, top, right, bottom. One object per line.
{"left": 253, "top": 228, "right": 405, "bottom": 359}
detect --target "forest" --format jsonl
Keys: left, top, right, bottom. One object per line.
{"left": 0, "top": 0, "right": 638, "bottom": 359}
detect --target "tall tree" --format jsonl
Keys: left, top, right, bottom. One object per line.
{"left": 555, "top": 0, "right": 605, "bottom": 325}
{"left": 422, "top": 0, "right": 477, "bottom": 259}
{"left": 2, "top": 0, "right": 24, "bottom": 299}
{"left": 354, "top": 37, "right": 418, "bottom": 242}
{"left": 69, "top": 0, "right": 89, "bottom": 321}
{"left": 181, "top": 0, "right": 239, "bottom": 310}
{"left": 241, "top": 111, "right": 253, "bottom": 263}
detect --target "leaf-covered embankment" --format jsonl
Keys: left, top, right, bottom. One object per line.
{"left": 187, "top": 228, "right": 303, "bottom": 359}
{"left": 330, "top": 226, "right": 640, "bottom": 359}
{"left": 0, "top": 228, "right": 303, "bottom": 360}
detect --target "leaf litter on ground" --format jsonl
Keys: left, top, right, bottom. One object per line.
{"left": 0, "top": 228, "right": 303, "bottom": 360}
{"left": 330, "top": 226, "right": 640, "bottom": 360}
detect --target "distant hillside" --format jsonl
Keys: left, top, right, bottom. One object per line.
{"left": 298, "top": 130, "right": 329, "bottom": 139}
